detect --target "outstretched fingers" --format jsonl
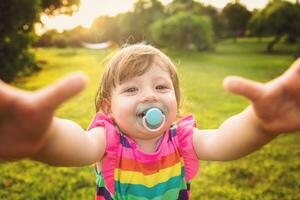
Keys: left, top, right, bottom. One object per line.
{"left": 223, "top": 76, "right": 264, "bottom": 101}
{"left": 35, "top": 72, "right": 88, "bottom": 110}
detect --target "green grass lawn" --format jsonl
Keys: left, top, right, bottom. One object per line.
{"left": 1, "top": 39, "right": 299, "bottom": 199}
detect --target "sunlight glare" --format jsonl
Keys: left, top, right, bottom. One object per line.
{"left": 39, "top": 0, "right": 296, "bottom": 34}
{"left": 40, "top": 0, "right": 136, "bottom": 33}
{"left": 77, "top": 0, "right": 135, "bottom": 27}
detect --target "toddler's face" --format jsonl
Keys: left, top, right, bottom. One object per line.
{"left": 107, "top": 62, "right": 178, "bottom": 141}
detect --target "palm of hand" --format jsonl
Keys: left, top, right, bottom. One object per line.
{"left": 0, "top": 94, "right": 54, "bottom": 159}
{"left": 224, "top": 58, "right": 300, "bottom": 135}
{"left": 0, "top": 73, "right": 86, "bottom": 159}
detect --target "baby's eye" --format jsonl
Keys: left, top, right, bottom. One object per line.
{"left": 156, "top": 85, "right": 168, "bottom": 90}
{"left": 124, "top": 87, "right": 138, "bottom": 93}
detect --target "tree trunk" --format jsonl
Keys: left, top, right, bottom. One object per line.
{"left": 267, "top": 34, "right": 282, "bottom": 53}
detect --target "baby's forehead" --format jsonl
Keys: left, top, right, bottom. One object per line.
{"left": 119, "top": 65, "right": 172, "bottom": 84}
{"left": 117, "top": 57, "right": 170, "bottom": 79}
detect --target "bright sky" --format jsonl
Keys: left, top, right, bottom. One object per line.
{"left": 37, "top": 0, "right": 295, "bottom": 34}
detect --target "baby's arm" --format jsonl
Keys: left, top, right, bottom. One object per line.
{"left": 193, "top": 107, "right": 273, "bottom": 161}
{"left": 0, "top": 73, "right": 105, "bottom": 166}
{"left": 193, "top": 58, "right": 300, "bottom": 161}
{"left": 32, "top": 119, "right": 106, "bottom": 166}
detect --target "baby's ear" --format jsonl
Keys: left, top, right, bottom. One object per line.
{"left": 101, "top": 99, "right": 113, "bottom": 118}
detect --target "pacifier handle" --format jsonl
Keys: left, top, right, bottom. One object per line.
{"left": 142, "top": 115, "right": 166, "bottom": 132}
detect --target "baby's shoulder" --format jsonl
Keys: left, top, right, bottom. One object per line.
{"left": 173, "top": 115, "right": 199, "bottom": 181}
{"left": 174, "top": 115, "right": 196, "bottom": 136}
{"left": 88, "top": 113, "right": 115, "bottom": 130}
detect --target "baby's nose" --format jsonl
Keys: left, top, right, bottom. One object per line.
{"left": 140, "top": 93, "right": 158, "bottom": 103}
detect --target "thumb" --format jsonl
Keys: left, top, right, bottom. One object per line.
{"left": 35, "top": 72, "right": 88, "bottom": 110}
{"left": 223, "top": 76, "right": 264, "bottom": 101}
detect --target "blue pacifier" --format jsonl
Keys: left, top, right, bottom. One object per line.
{"left": 142, "top": 107, "right": 166, "bottom": 132}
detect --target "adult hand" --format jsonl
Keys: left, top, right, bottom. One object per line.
{"left": 224, "top": 58, "right": 300, "bottom": 135}
{"left": 0, "top": 73, "right": 87, "bottom": 159}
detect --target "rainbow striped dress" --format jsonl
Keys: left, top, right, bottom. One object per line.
{"left": 88, "top": 114, "right": 199, "bottom": 200}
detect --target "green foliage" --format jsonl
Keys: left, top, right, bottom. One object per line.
{"left": 165, "top": 0, "right": 197, "bottom": 15}
{"left": 264, "top": 1, "right": 300, "bottom": 35}
{"left": 132, "top": 0, "right": 165, "bottom": 42}
{"left": 41, "top": 0, "right": 80, "bottom": 15}
{"left": 0, "top": 0, "right": 79, "bottom": 82}
{"left": 151, "top": 12, "right": 214, "bottom": 50}
{"left": 38, "top": 0, "right": 164, "bottom": 48}
{"left": 115, "top": 0, "right": 165, "bottom": 44}
{"left": 36, "top": 0, "right": 222, "bottom": 49}
{"left": 247, "top": 10, "right": 266, "bottom": 38}
{"left": 34, "top": 30, "right": 57, "bottom": 47}
{"left": 115, "top": 12, "right": 141, "bottom": 43}
{"left": 222, "top": 2, "right": 252, "bottom": 38}
{"left": 36, "top": 26, "right": 94, "bottom": 48}
{"left": 166, "top": 0, "right": 225, "bottom": 41}
{"left": 0, "top": 0, "right": 40, "bottom": 82}
{"left": 248, "top": 0, "right": 300, "bottom": 52}
{"left": 196, "top": 5, "right": 227, "bottom": 40}
{"left": 91, "top": 16, "right": 121, "bottom": 43}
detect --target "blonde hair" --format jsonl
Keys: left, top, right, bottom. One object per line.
{"left": 95, "top": 44, "right": 180, "bottom": 113}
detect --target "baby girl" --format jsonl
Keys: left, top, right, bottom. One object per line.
{"left": 0, "top": 44, "right": 300, "bottom": 199}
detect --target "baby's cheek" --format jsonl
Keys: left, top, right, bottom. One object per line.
{"left": 167, "top": 113, "right": 177, "bottom": 127}
{"left": 168, "top": 106, "right": 178, "bottom": 125}
{"left": 114, "top": 109, "right": 133, "bottom": 128}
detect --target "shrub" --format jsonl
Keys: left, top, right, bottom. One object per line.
{"left": 150, "top": 12, "right": 214, "bottom": 51}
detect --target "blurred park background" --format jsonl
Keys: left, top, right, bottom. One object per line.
{"left": 0, "top": 0, "right": 300, "bottom": 199}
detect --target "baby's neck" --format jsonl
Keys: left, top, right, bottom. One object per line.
{"left": 133, "top": 135, "right": 163, "bottom": 153}
{"left": 116, "top": 125, "right": 165, "bottom": 153}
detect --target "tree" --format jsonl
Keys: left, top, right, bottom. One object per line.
{"left": 90, "top": 16, "right": 121, "bottom": 44}
{"left": 165, "top": 0, "right": 196, "bottom": 15}
{"left": 222, "top": 2, "right": 252, "bottom": 41}
{"left": 115, "top": 12, "right": 140, "bottom": 43}
{"left": 0, "top": 0, "right": 79, "bottom": 82}
{"left": 166, "top": 0, "right": 225, "bottom": 41}
{"left": 132, "top": 0, "right": 165, "bottom": 42}
{"left": 194, "top": 4, "right": 226, "bottom": 40}
{"left": 104, "top": 0, "right": 165, "bottom": 44}
{"left": 41, "top": 0, "right": 79, "bottom": 15}
{"left": 34, "top": 30, "right": 59, "bottom": 47}
{"left": 150, "top": 12, "right": 214, "bottom": 51}
{"left": 247, "top": 10, "right": 266, "bottom": 41}
{"left": 248, "top": 0, "right": 300, "bottom": 52}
